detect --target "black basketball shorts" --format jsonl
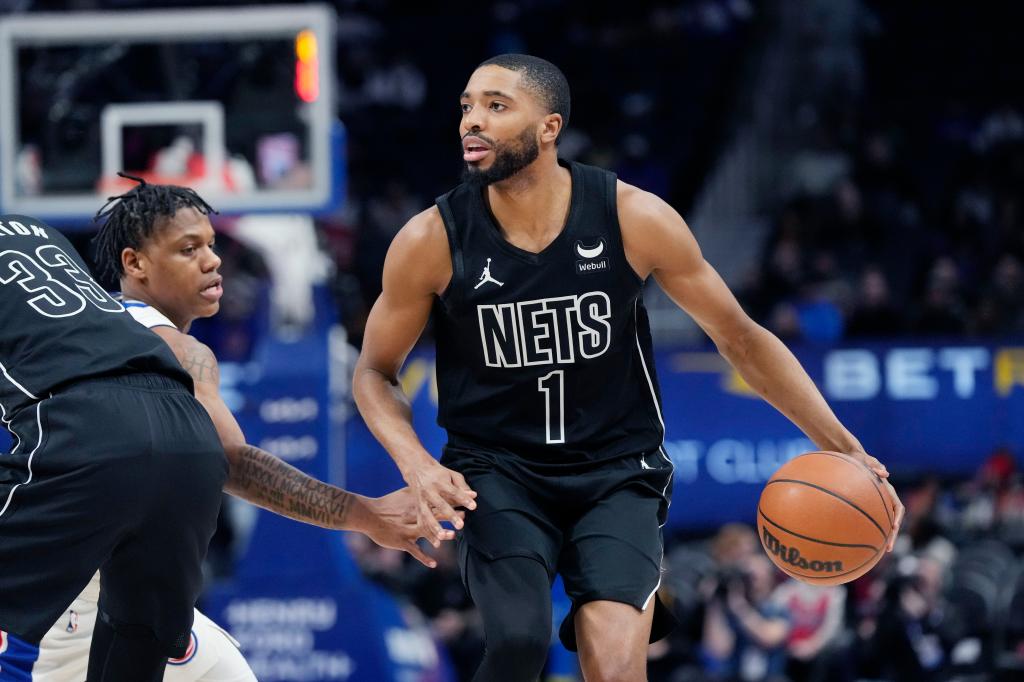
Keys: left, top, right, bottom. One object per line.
{"left": 0, "top": 373, "right": 227, "bottom": 657}
{"left": 441, "top": 445, "right": 676, "bottom": 650}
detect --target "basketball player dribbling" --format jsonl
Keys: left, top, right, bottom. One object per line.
{"left": 0, "top": 182, "right": 453, "bottom": 681}
{"left": 353, "top": 54, "right": 906, "bottom": 681}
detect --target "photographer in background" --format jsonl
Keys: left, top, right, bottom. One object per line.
{"left": 701, "top": 550, "right": 791, "bottom": 681}
{"left": 865, "top": 555, "right": 960, "bottom": 682}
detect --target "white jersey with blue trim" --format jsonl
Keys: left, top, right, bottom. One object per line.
{"left": 121, "top": 298, "right": 178, "bottom": 330}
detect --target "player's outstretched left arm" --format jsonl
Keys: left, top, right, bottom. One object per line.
{"left": 151, "top": 327, "right": 451, "bottom": 568}
{"left": 617, "top": 183, "right": 904, "bottom": 550}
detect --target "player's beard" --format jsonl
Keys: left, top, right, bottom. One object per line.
{"left": 461, "top": 125, "right": 540, "bottom": 187}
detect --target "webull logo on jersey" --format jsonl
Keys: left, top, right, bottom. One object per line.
{"left": 575, "top": 238, "right": 609, "bottom": 275}
{"left": 478, "top": 292, "right": 611, "bottom": 368}
{"left": 762, "top": 527, "right": 844, "bottom": 573}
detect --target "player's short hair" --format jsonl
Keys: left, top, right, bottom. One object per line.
{"left": 478, "top": 53, "right": 571, "bottom": 135}
{"left": 92, "top": 173, "right": 216, "bottom": 281}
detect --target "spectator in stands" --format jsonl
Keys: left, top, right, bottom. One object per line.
{"left": 868, "top": 555, "right": 957, "bottom": 682}
{"left": 845, "top": 266, "right": 904, "bottom": 338}
{"left": 767, "top": 302, "right": 803, "bottom": 343}
{"left": 960, "top": 449, "right": 1018, "bottom": 534}
{"left": 772, "top": 578, "right": 849, "bottom": 682}
{"left": 913, "top": 257, "right": 969, "bottom": 336}
{"left": 977, "top": 254, "right": 1024, "bottom": 335}
{"left": 701, "top": 553, "right": 791, "bottom": 682}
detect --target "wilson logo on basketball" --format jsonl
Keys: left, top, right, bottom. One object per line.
{"left": 762, "top": 528, "right": 844, "bottom": 573}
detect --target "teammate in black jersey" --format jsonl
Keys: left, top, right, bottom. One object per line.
{"left": 353, "top": 54, "right": 905, "bottom": 681}
{"left": 0, "top": 214, "right": 227, "bottom": 681}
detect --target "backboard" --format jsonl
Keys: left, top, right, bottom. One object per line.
{"left": 0, "top": 4, "right": 341, "bottom": 222}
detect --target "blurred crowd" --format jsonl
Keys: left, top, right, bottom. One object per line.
{"left": 322, "top": 1, "right": 1024, "bottom": 347}
{"left": 740, "top": 110, "right": 1024, "bottom": 344}
{"left": 345, "top": 448, "right": 1024, "bottom": 682}
{"left": 737, "top": 2, "right": 1024, "bottom": 343}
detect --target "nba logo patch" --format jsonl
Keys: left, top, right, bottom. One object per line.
{"left": 168, "top": 630, "right": 198, "bottom": 666}
{"left": 66, "top": 609, "right": 79, "bottom": 633}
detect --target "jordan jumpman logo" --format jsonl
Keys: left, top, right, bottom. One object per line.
{"left": 474, "top": 258, "right": 504, "bottom": 289}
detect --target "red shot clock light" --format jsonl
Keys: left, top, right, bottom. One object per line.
{"left": 294, "top": 29, "right": 319, "bottom": 103}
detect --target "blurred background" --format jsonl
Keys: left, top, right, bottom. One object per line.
{"left": 2, "top": 0, "right": 1024, "bottom": 680}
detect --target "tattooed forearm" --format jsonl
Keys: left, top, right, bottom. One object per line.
{"left": 225, "top": 445, "right": 353, "bottom": 529}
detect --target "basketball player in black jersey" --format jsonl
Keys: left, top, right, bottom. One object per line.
{"left": 353, "top": 54, "right": 905, "bottom": 681}
{"left": 0, "top": 213, "right": 227, "bottom": 681}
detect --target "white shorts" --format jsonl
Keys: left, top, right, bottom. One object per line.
{"left": 5, "top": 590, "right": 255, "bottom": 682}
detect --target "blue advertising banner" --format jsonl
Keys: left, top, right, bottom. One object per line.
{"left": 346, "top": 341, "right": 1024, "bottom": 531}
{"left": 203, "top": 328, "right": 452, "bottom": 681}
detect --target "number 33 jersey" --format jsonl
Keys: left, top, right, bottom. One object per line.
{"left": 0, "top": 215, "right": 191, "bottom": 415}
{"left": 432, "top": 161, "right": 665, "bottom": 465}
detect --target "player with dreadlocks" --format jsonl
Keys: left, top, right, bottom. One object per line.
{"left": 91, "top": 175, "right": 218, "bottom": 283}
{"left": 0, "top": 176, "right": 456, "bottom": 681}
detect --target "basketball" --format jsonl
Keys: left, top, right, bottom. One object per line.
{"left": 757, "top": 451, "right": 894, "bottom": 586}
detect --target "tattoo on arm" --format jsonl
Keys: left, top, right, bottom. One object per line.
{"left": 179, "top": 343, "right": 219, "bottom": 385}
{"left": 226, "top": 445, "right": 353, "bottom": 529}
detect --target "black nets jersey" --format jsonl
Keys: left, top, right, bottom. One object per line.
{"left": 432, "top": 161, "right": 665, "bottom": 465}
{"left": 0, "top": 215, "right": 191, "bottom": 416}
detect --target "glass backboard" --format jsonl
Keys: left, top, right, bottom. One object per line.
{"left": 0, "top": 4, "right": 339, "bottom": 220}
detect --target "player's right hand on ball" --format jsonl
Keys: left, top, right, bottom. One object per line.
{"left": 882, "top": 478, "right": 904, "bottom": 553}
{"left": 407, "top": 461, "right": 477, "bottom": 547}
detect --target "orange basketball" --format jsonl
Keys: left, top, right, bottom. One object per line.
{"left": 756, "top": 451, "right": 894, "bottom": 586}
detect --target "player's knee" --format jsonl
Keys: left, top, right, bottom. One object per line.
{"left": 585, "top": 661, "right": 645, "bottom": 682}
{"left": 487, "top": 628, "right": 549, "bottom": 672}
{"left": 582, "top": 649, "right": 646, "bottom": 682}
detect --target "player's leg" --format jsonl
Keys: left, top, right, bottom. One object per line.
{"left": 0, "top": 377, "right": 223, "bottom": 681}
{"left": 559, "top": 453, "right": 676, "bottom": 681}
{"left": 0, "top": 395, "right": 128, "bottom": 666}
{"left": 464, "top": 547, "right": 552, "bottom": 682}
{"left": 24, "top": 584, "right": 98, "bottom": 682}
{"left": 86, "top": 616, "right": 166, "bottom": 682}
{"left": 163, "top": 610, "right": 256, "bottom": 682}
{"left": 88, "top": 377, "right": 226, "bottom": 680}
{"left": 441, "top": 448, "right": 563, "bottom": 682}
{"left": 574, "top": 600, "right": 654, "bottom": 682}
{"left": 23, "top": 598, "right": 255, "bottom": 682}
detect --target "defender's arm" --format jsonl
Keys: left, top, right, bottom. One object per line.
{"left": 152, "top": 326, "right": 444, "bottom": 567}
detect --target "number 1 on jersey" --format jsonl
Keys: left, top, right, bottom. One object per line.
{"left": 537, "top": 369, "right": 565, "bottom": 444}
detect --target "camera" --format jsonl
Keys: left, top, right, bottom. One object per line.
{"left": 711, "top": 566, "right": 751, "bottom": 602}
